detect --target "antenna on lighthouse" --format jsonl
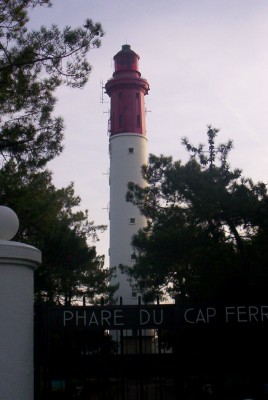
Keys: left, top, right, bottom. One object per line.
{"left": 100, "top": 80, "right": 109, "bottom": 104}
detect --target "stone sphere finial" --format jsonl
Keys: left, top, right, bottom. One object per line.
{"left": 0, "top": 206, "right": 19, "bottom": 240}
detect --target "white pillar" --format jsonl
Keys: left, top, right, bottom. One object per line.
{"left": 0, "top": 208, "right": 41, "bottom": 400}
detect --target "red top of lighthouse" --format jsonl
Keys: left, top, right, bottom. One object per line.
{"left": 105, "top": 45, "right": 149, "bottom": 136}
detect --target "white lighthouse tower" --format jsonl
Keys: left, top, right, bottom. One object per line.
{"left": 105, "top": 44, "right": 150, "bottom": 305}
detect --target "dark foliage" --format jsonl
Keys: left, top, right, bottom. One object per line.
{"left": 125, "top": 126, "right": 268, "bottom": 304}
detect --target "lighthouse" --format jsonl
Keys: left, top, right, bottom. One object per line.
{"left": 105, "top": 45, "right": 150, "bottom": 305}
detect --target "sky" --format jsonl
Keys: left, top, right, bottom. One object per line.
{"left": 30, "top": 0, "right": 268, "bottom": 265}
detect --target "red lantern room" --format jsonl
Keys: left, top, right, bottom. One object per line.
{"left": 105, "top": 45, "right": 150, "bottom": 136}
{"left": 114, "top": 44, "right": 140, "bottom": 75}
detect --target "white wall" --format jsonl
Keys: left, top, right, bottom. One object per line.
{"left": 109, "top": 133, "right": 147, "bottom": 304}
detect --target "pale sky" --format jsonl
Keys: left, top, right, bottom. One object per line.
{"left": 30, "top": 0, "right": 268, "bottom": 265}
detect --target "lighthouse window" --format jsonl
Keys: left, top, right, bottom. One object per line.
{"left": 136, "top": 93, "right": 139, "bottom": 99}
{"left": 119, "top": 92, "right": 123, "bottom": 99}
{"left": 129, "top": 217, "right": 136, "bottom": 224}
{"left": 111, "top": 113, "right": 114, "bottom": 132}
{"left": 131, "top": 285, "right": 138, "bottom": 298}
{"left": 137, "top": 115, "right": 141, "bottom": 128}
{"left": 128, "top": 147, "right": 134, "bottom": 154}
{"left": 119, "top": 114, "right": 123, "bottom": 128}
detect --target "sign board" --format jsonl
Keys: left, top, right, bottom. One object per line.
{"left": 42, "top": 303, "right": 268, "bottom": 331}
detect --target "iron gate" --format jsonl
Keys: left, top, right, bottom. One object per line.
{"left": 35, "top": 301, "right": 268, "bottom": 399}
